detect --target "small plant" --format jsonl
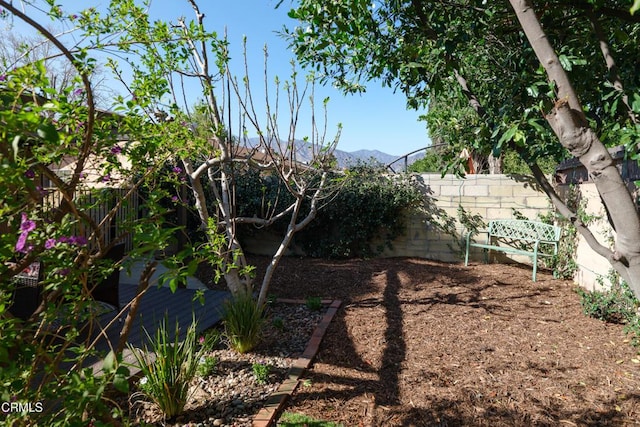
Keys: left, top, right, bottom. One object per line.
{"left": 278, "top": 411, "right": 344, "bottom": 426}
{"left": 272, "top": 316, "right": 285, "bottom": 331}
{"left": 197, "top": 355, "right": 218, "bottom": 377}
{"left": 443, "top": 204, "right": 486, "bottom": 257}
{"left": 223, "top": 291, "right": 265, "bottom": 353}
{"left": 576, "top": 270, "right": 640, "bottom": 348}
{"left": 267, "top": 293, "right": 278, "bottom": 304}
{"left": 305, "top": 296, "right": 323, "bottom": 311}
{"left": 252, "top": 362, "right": 271, "bottom": 384}
{"left": 129, "top": 317, "right": 211, "bottom": 419}
{"left": 577, "top": 272, "right": 638, "bottom": 324}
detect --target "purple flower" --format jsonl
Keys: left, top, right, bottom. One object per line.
{"left": 58, "top": 236, "right": 70, "bottom": 244}
{"left": 24, "top": 169, "right": 35, "bottom": 179}
{"left": 0, "top": 74, "right": 6, "bottom": 82}
{"left": 71, "top": 14, "right": 78, "bottom": 20}
{"left": 19, "top": 213, "right": 36, "bottom": 233}
{"left": 198, "top": 336, "right": 205, "bottom": 345}
{"left": 35, "top": 186, "right": 48, "bottom": 197}
{"left": 73, "top": 88, "right": 83, "bottom": 97}
{"left": 15, "top": 213, "right": 36, "bottom": 253}
{"left": 15, "top": 233, "right": 29, "bottom": 253}
{"left": 45, "top": 238, "right": 57, "bottom": 249}
{"left": 57, "top": 268, "right": 70, "bottom": 276}
{"left": 110, "top": 145, "right": 122, "bottom": 155}
{"left": 171, "top": 195, "right": 179, "bottom": 203}
{"left": 172, "top": 166, "right": 182, "bottom": 174}
{"left": 101, "top": 174, "right": 111, "bottom": 182}
{"left": 69, "top": 235, "right": 87, "bottom": 246}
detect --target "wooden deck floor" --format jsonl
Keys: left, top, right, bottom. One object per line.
{"left": 87, "top": 283, "right": 229, "bottom": 375}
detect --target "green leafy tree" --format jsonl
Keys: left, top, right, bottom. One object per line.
{"left": 60, "top": 0, "right": 342, "bottom": 307}
{"left": 0, "top": 6, "right": 189, "bottom": 426}
{"left": 407, "top": 145, "right": 447, "bottom": 174}
{"left": 284, "top": 0, "right": 640, "bottom": 297}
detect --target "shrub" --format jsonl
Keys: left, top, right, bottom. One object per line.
{"left": 295, "top": 162, "right": 425, "bottom": 258}
{"left": 252, "top": 362, "right": 271, "bottom": 384}
{"left": 223, "top": 292, "right": 265, "bottom": 353}
{"left": 305, "top": 296, "right": 323, "bottom": 311}
{"left": 577, "top": 279, "right": 638, "bottom": 325}
{"left": 197, "top": 355, "right": 218, "bottom": 377}
{"left": 129, "top": 317, "right": 211, "bottom": 419}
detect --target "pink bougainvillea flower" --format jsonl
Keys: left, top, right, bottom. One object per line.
{"left": 69, "top": 235, "right": 87, "bottom": 246}
{"left": 172, "top": 166, "right": 182, "bottom": 174}
{"left": 198, "top": 336, "right": 205, "bottom": 345}
{"left": 45, "top": 238, "right": 57, "bottom": 249}
{"left": 15, "top": 213, "right": 36, "bottom": 253}
{"left": 19, "top": 213, "right": 36, "bottom": 233}
{"left": 15, "top": 233, "right": 29, "bottom": 253}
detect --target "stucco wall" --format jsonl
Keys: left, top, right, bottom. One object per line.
{"left": 556, "top": 182, "right": 616, "bottom": 291}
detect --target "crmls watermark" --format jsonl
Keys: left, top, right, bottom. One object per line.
{"left": 1, "top": 401, "right": 44, "bottom": 414}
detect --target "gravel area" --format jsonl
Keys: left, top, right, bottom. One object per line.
{"left": 121, "top": 302, "right": 324, "bottom": 426}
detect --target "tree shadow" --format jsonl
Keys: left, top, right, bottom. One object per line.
{"left": 259, "top": 256, "right": 640, "bottom": 425}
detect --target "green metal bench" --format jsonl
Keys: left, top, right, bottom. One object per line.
{"left": 464, "top": 219, "right": 562, "bottom": 281}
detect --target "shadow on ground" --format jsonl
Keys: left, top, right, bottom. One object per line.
{"left": 252, "top": 256, "right": 640, "bottom": 426}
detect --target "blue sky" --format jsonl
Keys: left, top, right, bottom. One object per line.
{"left": 6, "top": 0, "right": 431, "bottom": 156}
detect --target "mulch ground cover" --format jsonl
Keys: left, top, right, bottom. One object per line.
{"left": 247, "top": 256, "right": 640, "bottom": 426}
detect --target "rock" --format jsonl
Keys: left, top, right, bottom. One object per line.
{"left": 213, "top": 418, "right": 225, "bottom": 426}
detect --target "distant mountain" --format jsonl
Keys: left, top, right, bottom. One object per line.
{"left": 247, "top": 137, "right": 426, "bottom": 170}
{"left": 335, "top": 148, "right": 426, "bottom": 170}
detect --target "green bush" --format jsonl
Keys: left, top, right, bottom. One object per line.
{"left": 577, "top": 273, "right": 640, "bottom": 348}
{"left": 295, "top": 162, "right": 425, "bottom": 258}
{"left": 129, "top": 317, "right": 211, "bottom": 419}
{"left": 577, "top": 279, "right": 638, "bottom": 325}
{"left": 305, "top": 296, "right": 323, "bottom": 311}
{"left": 218, "top": 162, "right": 429, "bottom": 260}
{"left": 197, "top": 355, "right": 218, "bottom": 377}
{"left": 223, "top": 292, "right": 265, "bottom": 353}
{"left": 252, "top": 362, "right": 271, "bottom": 384}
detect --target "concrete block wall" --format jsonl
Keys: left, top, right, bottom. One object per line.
{"left": 244, "top": 173, "right": 554, "bottom": 265}
{"left": 243, "top": 172, "right": 619, "bottom": 291}
{"left": 379, "top": 174, "right": 553, "bottom": 263}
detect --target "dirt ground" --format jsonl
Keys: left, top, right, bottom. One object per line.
{"left": 249, "top": 256, "right": 640, "bottom": 426}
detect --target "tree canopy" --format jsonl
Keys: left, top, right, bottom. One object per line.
{"left": 284, "top": 0, "right": 640, "bottom": 295}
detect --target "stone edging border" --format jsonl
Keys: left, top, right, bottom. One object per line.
{"left": 252, "top": 299, "right": 342, "bottom": 427}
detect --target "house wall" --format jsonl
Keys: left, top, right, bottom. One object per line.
{"left": 555, "top": 182, "right": 619, "bottom": 291}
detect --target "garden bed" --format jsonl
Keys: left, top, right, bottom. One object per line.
{"left": 116, "top": 301, "right": 325, "bottom": 426}
{"left": 250, "top": 256, "right": 640, "bottom": 426}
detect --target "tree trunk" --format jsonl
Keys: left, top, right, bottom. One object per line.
{"left": 509, "top": 0, "right": 640, "bottom": 297}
